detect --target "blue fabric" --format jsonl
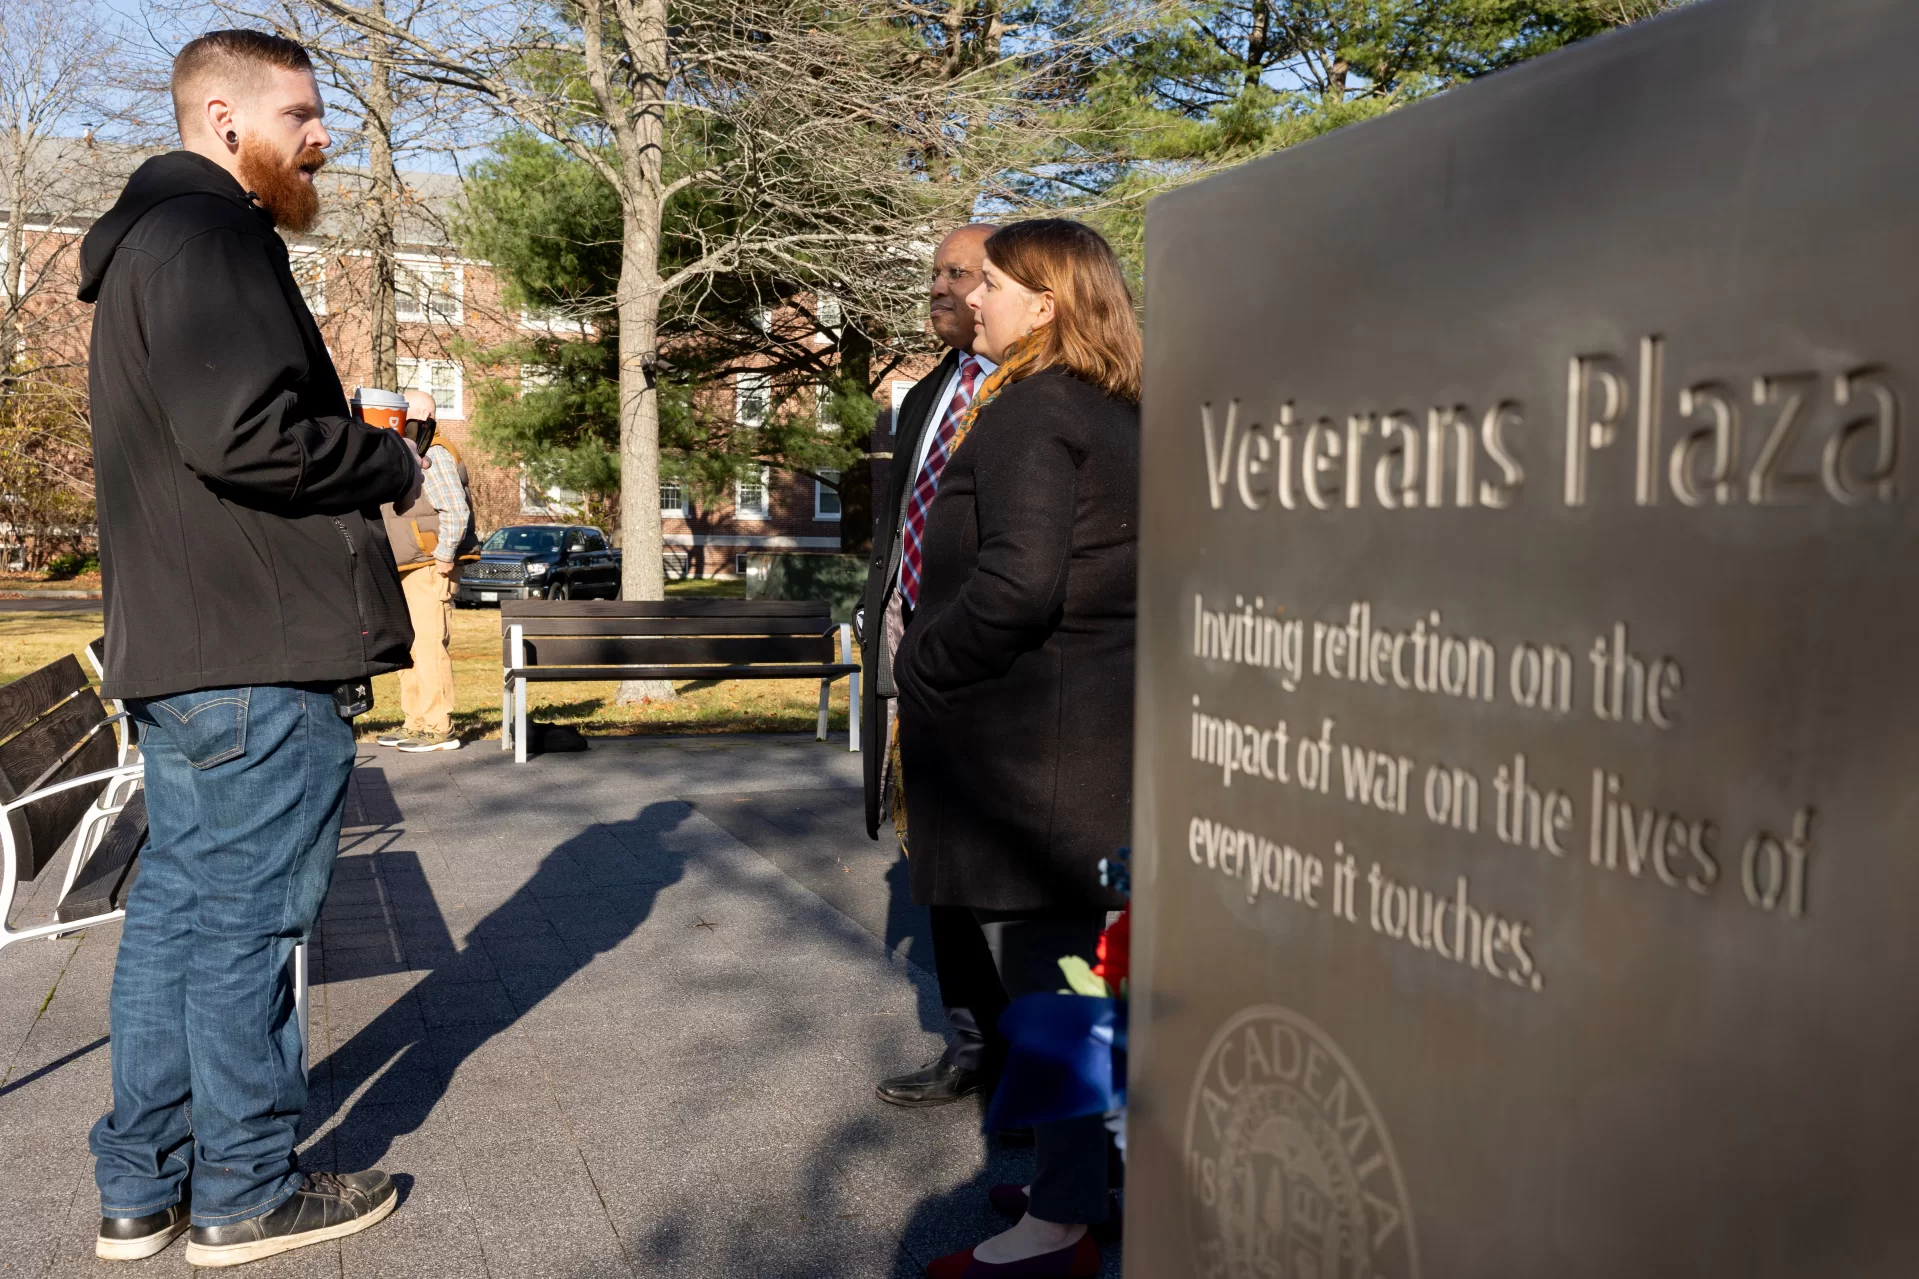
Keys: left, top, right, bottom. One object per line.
{"left": 984, "top": 993, "right": 1127, "bottom": 1132}
{"left": 90, "top": 684, "right": 355, "bottom": 1225}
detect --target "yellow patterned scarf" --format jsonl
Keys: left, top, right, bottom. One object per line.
{"left": 947, "top": 329, "right": 1047, "bottom": 459}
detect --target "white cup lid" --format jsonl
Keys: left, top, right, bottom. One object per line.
{"left": 351, "top": 386, "right": 409, "bottom": 410}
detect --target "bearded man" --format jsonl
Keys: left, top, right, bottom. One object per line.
{"left": 77, "top": 29, "right": 420, "bottom": 1268}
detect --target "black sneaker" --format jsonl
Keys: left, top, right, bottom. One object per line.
{"left": 96, "top": 1200, "right": 189, "bottom": 1260}
{"left": 184, "top": 1171, "right": 397, "bottom": 1268}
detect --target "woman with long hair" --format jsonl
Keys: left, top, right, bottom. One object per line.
{"left": 894, "top": 218, "right": 1142, "bottom": 1278}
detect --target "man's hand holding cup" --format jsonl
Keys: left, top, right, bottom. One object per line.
{"left": 350, "top": 386, "right": 430, "bottom": 505}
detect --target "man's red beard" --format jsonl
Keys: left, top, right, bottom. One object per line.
{"left": 237, "top": 134, "right": 325, "bottom": 232}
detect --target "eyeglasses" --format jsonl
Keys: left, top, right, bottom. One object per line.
{"left": 931, "top": 266, "right": 980, "bottom": 285}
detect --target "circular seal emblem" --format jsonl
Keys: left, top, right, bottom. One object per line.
{"left": 1184, "top": 1005, "right": 1419, "bottom": 1279}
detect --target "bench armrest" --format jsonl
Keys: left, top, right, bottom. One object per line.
{"left": 1, "top": 760, "right": 146, "bottom": 814}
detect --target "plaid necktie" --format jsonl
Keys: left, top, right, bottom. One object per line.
{"left": 899, "top": 356, "right": 981, "bottom": 610}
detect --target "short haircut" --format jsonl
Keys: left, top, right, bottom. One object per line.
{"left": 171, "top": 30, "right": 314, "bottom": 137}
{"left": 985, "top": 219, "right": 1142, "bottom": 403}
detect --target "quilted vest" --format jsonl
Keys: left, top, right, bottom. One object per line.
{"left": 381, "top": 441, "right": 477, "bottom": 571}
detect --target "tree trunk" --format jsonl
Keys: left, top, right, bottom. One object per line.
{"left": 611, "top": 0, "right": 675, "bottom": 703}
{"left": 365, "top": 8, "right": 399, "bottom": 390}
{"left": 2, "top": 133, "right": 26, "bottom": 401}
{"left": 613, "top": 216, "right": 674, "bottom": 701}
{"left": 1245, "top": 0, "right": 1270, "bottom": 89}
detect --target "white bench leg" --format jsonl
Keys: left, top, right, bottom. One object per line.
{"left": 816, "top": 679, "right": 830, "bottom": 741}
{"left": 501, "top": 685, "right": 512, "bottom": 752}
{"left": 515, "top": 678, "right": 528, "bottom": 764}
{"left": 835, "top": 623, "right": 858, "bottom": 752}
{"left": 293, "top": 939, "right": 310, "bottom": 1078}
{"left": 510, "top": 624, "right": 529, "bottom": 764}
{"left": 847, "top": 671, "right": 860, "bottom": 753}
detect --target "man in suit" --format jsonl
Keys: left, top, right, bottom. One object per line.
{"left": 860, "top": 222, "right": 1006, "bottom": 1108}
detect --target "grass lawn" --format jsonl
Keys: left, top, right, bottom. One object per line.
{"left": 0, "top": 578, "right": 853, "bottom": 744}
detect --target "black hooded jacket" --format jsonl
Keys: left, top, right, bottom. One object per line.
{"left": 80, "top": 151, "right": 416, "bottom": 701}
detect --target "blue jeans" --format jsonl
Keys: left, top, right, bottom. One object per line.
{"left": 90, "top": 685, "right": 355, "bottom": 1226}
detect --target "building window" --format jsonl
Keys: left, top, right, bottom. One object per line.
{"left": 815, "top": 384, "right": 839, "bottom": 433}
{"left": 735, "top": 372, "right": 770, "bottom": 429}
{"left": 396, "top": 259, "right": 463, "bottom": 324}
{"left": 518, "top": 363, "right": 556, "bottom": 397}
{"left": 398, "top": 358, "right": 463, "bottom": 418}
{"left": 814, "top": 469, "right": 842, "bottom": 521}
{"left": 660, "top": 482, "right": 684, "bottom": 517}
{"left": 520, "top": 304, "right": 585, "bottom": 335}
{"left": 736, "top": 554, "right": 750, "bottom": 575}
{"left": 289, "top": 249, "right": 326, "bottom": 315}
{"left": 735, "top": 467, "right": 769, "bottom": 519}
{"left": 816, "top": 294, "right": 843, "bottom": 333}
{"left": 519, "top": 469, "right": 582, "bottom": 517}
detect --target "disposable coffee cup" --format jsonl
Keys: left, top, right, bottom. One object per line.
{"left": 351, "top": 386, "right": 409, "bottom": 432}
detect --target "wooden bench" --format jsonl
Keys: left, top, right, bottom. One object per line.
{"left": 0, "top": 648, "right": 316, "bottom": 1073}
{"left": 500, "top": 600, "right": 861, "bottom": 763}
{"left": 0, "top": 652, "right": 145, "bottom": 950}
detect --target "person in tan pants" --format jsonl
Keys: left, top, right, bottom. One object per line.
{"left": 377, "top": 390, "right": 474, "bottom": 752}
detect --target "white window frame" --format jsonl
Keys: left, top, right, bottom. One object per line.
{"left": 814, "top": 384, "right": 840, "bottom": 433}
{"left": 735, "top": 467, "right": 770, "bottom": 519}
{"left": 518, "top": 363, "right": 556, "bottom": 397}
{"left": 816, "top": 294, "right": 843, "bottom": 333}
{"left": 519, "top": 305, "right": 588, "bottom": 335}
{"left": 519, "top": 469, "right": 583, "bottom": 517}
{"left": 398, "top": 357, "right": 463, "bottom": 419}
{"left": 660, "top": 481, "right": 685, "bottom": 517}
{"left": 813, "top": 469, "right": 842, "bottom": 521}
{"left": 735, "top": 372, "right": 770, "bottom": 429}
{"left": 396, "top": 257, "right": 464, "bottom": 325}
{"left": 289, "top": 247, "right": 326, "bottom": 315}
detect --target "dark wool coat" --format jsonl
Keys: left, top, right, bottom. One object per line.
{"left": 895, "top": 367, "right": 1138, "bottom": 913}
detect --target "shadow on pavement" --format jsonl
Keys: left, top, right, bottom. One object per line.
{"left": 303, "top": 779, "right": 690, "bottom": 1168}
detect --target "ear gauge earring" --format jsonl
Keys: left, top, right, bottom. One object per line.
{"left": 226, "top": 131, "right": 238, "bottom": 146}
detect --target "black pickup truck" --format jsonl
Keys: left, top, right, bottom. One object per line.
{"left": 454, "top": 524, "right": 623, "bottom": 605}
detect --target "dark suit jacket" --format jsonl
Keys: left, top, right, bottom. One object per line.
{"left": 895, "top": 369, "right": 1138, "bottom": 913}
{"left": 859, "top": 348, "right": 962, "bottom": 837}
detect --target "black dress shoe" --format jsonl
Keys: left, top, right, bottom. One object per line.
{"left": 184, "top": 1170, "right": 397, "bottom": 1268}
{"left": 96, "top": 1200, "right": 189, "bottom": 1261}
{"left": 877, "top": 1056, "right": 984, "bottom": 1107}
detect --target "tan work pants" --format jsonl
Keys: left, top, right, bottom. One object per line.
{"left": 399, "top": 564, "right": 458, "bottom": 736}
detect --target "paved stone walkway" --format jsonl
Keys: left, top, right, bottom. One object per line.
{"left": 0, "top": 735, "right": 1124, "bottom": 1277}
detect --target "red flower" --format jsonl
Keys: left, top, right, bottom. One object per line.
{"left": 1093, "top": 908, "right": 1130, "bottom": 992}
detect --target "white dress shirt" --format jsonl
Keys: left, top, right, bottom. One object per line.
{"left": 898, "top": 353, "right": 996, "bottom": 591}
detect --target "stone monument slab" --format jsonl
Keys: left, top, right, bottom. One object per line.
{"left": 1128, "top": 1, "right": 1919, "bottom": 1274}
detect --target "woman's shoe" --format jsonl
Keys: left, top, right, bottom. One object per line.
{"left": 987, "top": 1186, "right": 1123, "bottom": 1243}
{"left": 924, "top": 1232, "right": 1099, "bottom": 1278}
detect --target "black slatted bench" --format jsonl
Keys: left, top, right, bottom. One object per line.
{"left": 0, "top": 650, "right": 146, "bottom": 950}
{"left": 500, "top": 600, "right": 861, "bottom": 763}
{"left": 0, "top": 645, "right": 317, "bottom": 1071}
